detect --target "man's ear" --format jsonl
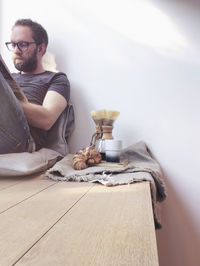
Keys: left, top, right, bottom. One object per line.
{"left": 38, "top": 43, "right": 46, "bottom": 55}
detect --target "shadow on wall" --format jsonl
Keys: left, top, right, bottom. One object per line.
{"left": 68, "top": 83, "right": 94, "bottom": 153}
{"left": 156, "top": 175, "right": 200, "bottom": 266}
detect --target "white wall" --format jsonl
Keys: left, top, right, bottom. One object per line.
{"left": 1, "top": 0, "right": 200, "bottom": 265}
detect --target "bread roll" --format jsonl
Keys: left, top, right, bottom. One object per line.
{"left": 72, "top": 146, "right": 102, "bottom": 170}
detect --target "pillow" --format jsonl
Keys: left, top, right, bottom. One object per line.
{"left": 0, "top": 148, "right": 61, "bottom": 176}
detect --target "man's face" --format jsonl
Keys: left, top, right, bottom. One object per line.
{"left": 11, "top": 25, "right": 38, "bottom": 73}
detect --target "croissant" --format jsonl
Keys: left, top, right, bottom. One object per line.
{"left": 72, "top": 146, "right": 102, "bottom": 170}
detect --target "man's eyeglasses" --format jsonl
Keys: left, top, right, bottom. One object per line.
{"left": 5, "top": 41, "right": 37, "bottom": 52}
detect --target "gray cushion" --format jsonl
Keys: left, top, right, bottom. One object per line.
{"left": 44, "top": 103, "right": 75, "bottom": 156}
{"left": 0, "top": 148, "right": 61, "bottom": 176}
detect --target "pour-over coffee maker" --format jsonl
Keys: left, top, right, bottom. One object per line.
{"left": 90, "top": 109, "right": 120, "bottom": 160}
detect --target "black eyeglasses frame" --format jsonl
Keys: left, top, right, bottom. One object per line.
{"left": 5, "top": 41, "right": 38, "bottom": 52}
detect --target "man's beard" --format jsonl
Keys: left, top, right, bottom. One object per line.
{"left": 14, "top": 48, "right": 38, "bottom": 72}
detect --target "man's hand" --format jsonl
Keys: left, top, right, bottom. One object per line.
{"left": 20, "top": 90, "right": 67, "bottom": 130}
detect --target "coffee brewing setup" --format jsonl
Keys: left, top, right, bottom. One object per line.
{"left": 72, "top": 109, "right": 121, "bottom": 170}
{"left": 90, "top": 109, "right": 120, "bottom": 160}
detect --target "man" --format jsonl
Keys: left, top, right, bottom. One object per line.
{"left": 0, "top": 19, "right": 71, "bottom": 154}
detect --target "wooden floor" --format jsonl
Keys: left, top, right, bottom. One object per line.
{"left": 0, "top": 174, "right": 159, "bottom": 266}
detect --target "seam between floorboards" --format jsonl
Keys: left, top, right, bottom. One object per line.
{"left": 0, "top": 181, "right": 58, "bottom": 215}
{"left": 12, "top": 183, "right": 96, "bottom": 266}
{"left": 0, "top": 177, "right": 26, "bottom": 191}
{"left": 0, "top": 173, "right": 45, "bottom": 191}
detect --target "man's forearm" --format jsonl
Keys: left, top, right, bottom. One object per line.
{"left": 20, "top": 101, "right": 56, "bottom": 130}
{"left": 20, "top": 90, "right": 67, "bottom": 131}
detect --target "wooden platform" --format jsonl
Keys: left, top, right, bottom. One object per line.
{"left": 0, "top": 174, "right": 159, "bottom": 266}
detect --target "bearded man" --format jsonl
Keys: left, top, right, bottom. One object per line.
{"left": 0, "top": 19, "right": 72, "bottom": 154}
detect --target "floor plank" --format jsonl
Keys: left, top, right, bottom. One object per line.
{"left": 16, "top": 182, "right": 158, "bottom": 266}
{"left": 0, "top": 173, "right": 44, "bottom": 190}
{"left": 0, "top": 176, "right": 25, "bottom": 191}
{"left": 0, "top": 175, "right": 56, "bottom": 214}
{"left": 0, "top": 181, "right": 93, "bottom": 266}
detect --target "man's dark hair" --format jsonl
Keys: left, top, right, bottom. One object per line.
{"left": 13, "top": 19, "right": 48, "bottom": 50}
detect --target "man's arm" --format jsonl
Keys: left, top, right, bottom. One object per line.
{"left": 20, "top": 90, "right": 67, "bottom": 131}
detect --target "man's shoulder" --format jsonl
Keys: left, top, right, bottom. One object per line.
{"left": 46, "top": 71, "right": 68, "bottom": 80}
{"left": 47, "top": 71, "right": 69, "bottom": 85}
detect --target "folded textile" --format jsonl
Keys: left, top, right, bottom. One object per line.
{"left": 45, "top": 141, "right": 167, "bottom": 229}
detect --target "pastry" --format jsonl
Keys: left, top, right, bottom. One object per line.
{"left": 72, "top": 146, "right": 101, "bottom": 170}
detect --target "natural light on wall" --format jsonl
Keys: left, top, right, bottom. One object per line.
{"left": 68, "top": 0, "right": 188, "bottom": 56}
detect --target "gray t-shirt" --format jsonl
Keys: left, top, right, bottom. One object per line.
{"left": 12, "top": 71, "right": 70, "bottom": 149}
